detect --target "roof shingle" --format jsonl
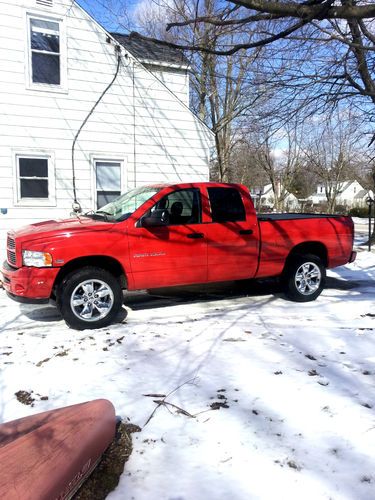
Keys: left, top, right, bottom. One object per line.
{"left": 111, "top": 32, "right": 189, "bottom": 68}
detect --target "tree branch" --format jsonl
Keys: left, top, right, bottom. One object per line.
{"left": 166, "top": 12, "right": 280, "bottom": 30}
{"left": 346, "top": 16, "right": 375, "bottom": 104}
{"left": 358, "top": 19, "right": 375, "bottom": 45}
{"left": 228, "top": 0, "right": 375, "bottom": 20}
{"left": 132, "top": 17, "right": 312, "bottom": 56}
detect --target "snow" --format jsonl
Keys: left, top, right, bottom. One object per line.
{"left": 1, "top": 230, "right": 375, "bottom": 499}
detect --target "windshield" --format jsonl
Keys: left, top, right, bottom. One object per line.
{"left": 90, "top": 186, "right": 161, "bottom": 222}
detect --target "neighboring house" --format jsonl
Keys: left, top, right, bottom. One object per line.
{"left": 252, "top": 184, "right": 299, "bottom": 211}
{"left": 310, "top": 180, "right": 372, "bottom": 208}
{"left": 0, "top": 0, "right": 214, "bottom": 247}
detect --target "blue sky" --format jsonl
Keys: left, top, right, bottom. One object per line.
{"left": 77, "top": 0, "right": 140, "bottom": 33}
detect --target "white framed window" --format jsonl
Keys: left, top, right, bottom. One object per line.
{"left": 26, "top": 13, "right": 66, "bottom": 91}
{"left": 95, "top": 160, "right": 122, "bottom": 209}
{"left": 14, "top": 153, "right": 56, "bottom": 206}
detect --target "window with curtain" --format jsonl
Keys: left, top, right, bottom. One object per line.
{"left": 96, "top": 161, "right": 121, "bottom": 209}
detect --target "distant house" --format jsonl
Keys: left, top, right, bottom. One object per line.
{"left": 252, "top": 183, "right": 299, "bottom": 211}
{"left": 0, "top": 0, "right": 214, "bottom": 246}
{"left": 310, "top": 180, "right": 372, "bottom": 208}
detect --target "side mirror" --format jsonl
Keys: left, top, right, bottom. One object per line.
{"left": 140, "top": 209, "right": 170, "bottom": 227}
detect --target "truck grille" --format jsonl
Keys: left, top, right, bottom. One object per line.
{"left": 7, "top": 236, "right": 15, "bottom": 249}
{"left": 7, "top": 236, "right": 16, "bottom": 266}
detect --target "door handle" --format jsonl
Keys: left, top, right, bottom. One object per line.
{"left": 187, "top": 233, "right": 204, "bottom": 239}
{"left": 239, "top": 229, "right": 253, "bottom": 235}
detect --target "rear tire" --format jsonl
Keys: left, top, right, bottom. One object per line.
{"left": 57, "top": 266, "right": 123, "bottom": 330}
{"left": 284, "top": 254, "right": 325, "bottom": 302}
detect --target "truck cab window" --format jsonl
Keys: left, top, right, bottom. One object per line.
{"left": 208, "top": 187, "right": 246, "bottom": 222}
{"left": 154, "top": 188, "right": 201, "bottom": 225}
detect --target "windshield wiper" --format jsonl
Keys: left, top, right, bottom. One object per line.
{"left": 96, "top": 210, "right": 113, "bottom": 216}
{"left": 83, "top": 210, "right": 112, "bottom": 222}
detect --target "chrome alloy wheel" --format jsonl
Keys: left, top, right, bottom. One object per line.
{"left": 70, "top": 279, "right": 114, "bottom": 322}
{"left": 294, "top": 262, "right": 322, "bottom": 296}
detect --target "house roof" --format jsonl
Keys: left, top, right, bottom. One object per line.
{"left": 354, "top": 189, "right": 368, "bottom": 199}
{"left": 260, "top": 184, "right": 298, "bottom": 201}
{"left": 341, "top": 180, "right": 355, "bottom": 192}
{"left": 111, "top": 32, "right": 190, "bottom": 68}
{"left": 316, "top": 180, "right": 360, "bottom": 192}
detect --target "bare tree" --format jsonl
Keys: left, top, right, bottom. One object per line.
{"left": 302, "top": 113, "right": 362, "bottom": 213}
{"left": 131, "top": 0, "right": 269, "bottom": 181}
{"left": 253, "top": 127, "right": 304, "bottom": 211}
{"left": 289, "top": 166, "right": 319, "bottom": 200}
{"left": 253, "top": 136, "right": 288, "bottom": 211}
{"left": 229, "top": 118, "right": 304, "bottom": 211}
{"left": 228, "top": 139, "right": 268, "bottom": 187}
{"left": 131, "top": 1, "right": 374, "bottom": 143}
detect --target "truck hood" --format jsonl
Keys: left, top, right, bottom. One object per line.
{"left": 10, "top": 216, "right": 116, "bottom": 244}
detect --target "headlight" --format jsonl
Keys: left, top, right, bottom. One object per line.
{"left": 22, "top": 250, "right": 53, "bottom": 267}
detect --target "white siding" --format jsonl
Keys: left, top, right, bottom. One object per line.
{"left": 145, "top": 64, "right": 190, "bottom": 106}
{"left": 0, "top": 0, "right": 213, "bottom": 249}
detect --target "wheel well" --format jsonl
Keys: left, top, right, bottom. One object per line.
{"left": 53, "top": 256, "right": 127, "bottom": 296}
{"left": 285, "top": 242, "right": 328, "bottom": 268}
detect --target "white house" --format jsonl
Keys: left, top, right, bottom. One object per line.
{"left": 252, "top": 183, "right": 299, "bottom": 211}
{"left": 0, "top": 0, "right": 214, "bottom": 247}
{"left": 310, "top": 180, "right": 372, "bottom": 208}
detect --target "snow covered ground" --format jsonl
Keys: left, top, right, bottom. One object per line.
{"left": 1, "top": 224, "right": 375, "bottom": 500}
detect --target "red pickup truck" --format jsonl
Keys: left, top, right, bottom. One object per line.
{"left": 2, "top": 182, "right": 356, "bottom": 330}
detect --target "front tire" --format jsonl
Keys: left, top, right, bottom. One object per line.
{"left": 57, "top": 266, "right": 123, "bottom": 330}
{"left": 284, "top": 254, "right": 326, "bottom": 302}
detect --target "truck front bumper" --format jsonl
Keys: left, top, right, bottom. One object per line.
{"left": 1, "top": 260, "right": 59, "bottom": 302}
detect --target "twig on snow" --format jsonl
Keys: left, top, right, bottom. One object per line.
{"left": 153, "top": 400, "right": 196, "bottom": 418}
{"left": 143, "top": 377, "right": 198, "bottom": 427}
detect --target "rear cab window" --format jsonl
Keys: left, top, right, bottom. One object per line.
{"left": 207, "top": 187, "right": 246, "bottom": 222}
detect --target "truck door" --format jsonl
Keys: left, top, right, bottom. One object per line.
{"left": 203, "top": 186, "right": 260, "bottom": 282}
{"left": 127, "top": 188, "right": 207, "bottom": 289}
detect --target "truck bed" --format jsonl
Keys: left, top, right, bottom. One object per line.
{"left": 256, "top": 212, "right": 354, "bottom": 278}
